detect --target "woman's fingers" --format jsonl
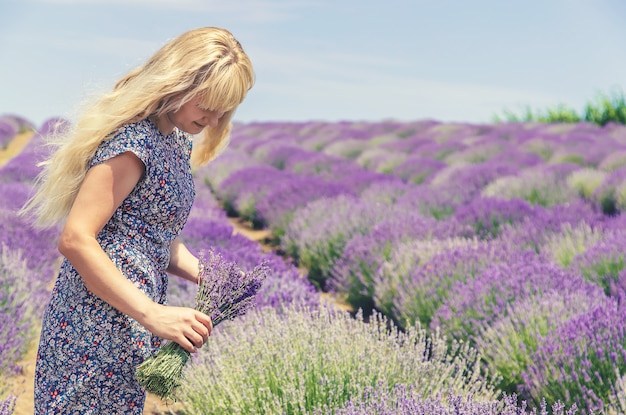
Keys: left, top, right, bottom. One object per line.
{"left": 143, "top": 305, "right": 213, "bottom": 353}
{"left": 183, "top": 313, "right": 213, "bottom": 350}
{"left": 195, "top": 311, "right": 213, "bottom": 335}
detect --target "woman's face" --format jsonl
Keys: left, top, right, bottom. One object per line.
{"left": 163, "top": 96, "right": 226, "bottom": 135}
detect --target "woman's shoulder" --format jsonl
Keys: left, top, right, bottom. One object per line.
{"left": 114, "top": 118, "right": 158, "bottom": 139}
{"left": 91, "top": 119, "right": 158, "bottom": 167}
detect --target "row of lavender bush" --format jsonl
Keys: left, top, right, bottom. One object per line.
{"left": 194, "top": 119, "right": 626, "bottom": 414}
{"left": 0, "top": 114, "right": 563, "bottom": 414}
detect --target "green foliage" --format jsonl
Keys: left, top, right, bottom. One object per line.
{"left": 584, "top": 89, "right": 626, "bottom": 126}
{"left": 494, "top": 87, "right": 626, "bottom": 126}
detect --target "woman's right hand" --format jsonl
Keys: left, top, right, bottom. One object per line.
{"left": 140, "top": 303, "right": 213, "bottom": 353}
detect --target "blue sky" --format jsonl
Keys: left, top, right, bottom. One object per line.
{"left": 1, "top": 0, "right": 625, "bottom": 128}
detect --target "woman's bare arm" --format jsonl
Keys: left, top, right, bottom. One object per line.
{"left": 167, "top": 238, "right": 200, "bottom": 284}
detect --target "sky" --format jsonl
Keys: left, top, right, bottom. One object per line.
{"left": 1, "top": 0, "right": 626, "bottom": 129}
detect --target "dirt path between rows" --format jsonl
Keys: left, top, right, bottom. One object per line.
{"left": 0, "top": 130, "right": 34, "bottom": 167}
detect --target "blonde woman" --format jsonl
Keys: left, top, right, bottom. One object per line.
{"left": 20, "top": 27, "right": 254, "bottom": 413}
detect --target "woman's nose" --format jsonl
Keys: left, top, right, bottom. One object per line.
{"left": 204, "top": 113, "right": 221, "bottom": 128}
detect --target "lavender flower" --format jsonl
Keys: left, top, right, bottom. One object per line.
{"left": 453, "top": 196, "right": 537, "bottom": 240}
{"left": 0, "top": 395, "right": 16, "bottom": 415}
{"left": 135, "top": 250, "right": 269, "bottom": 400}
{"left": 328, "top": 213, "right": 456, "bottom": 314}
{"left": 254, "top": 176, "right": 353, "bottom": 238}
{"left": 475, "top": 288, "right": 605, "bottom": 395}
{"left": 391, "top": 156, "right": 447, "bottom": 184}
{"left": 316, "top": 384, "right": 578, "bottom": 415}
{"left": 388, "top": 237, "right": 511, "bottom": 329}
{"left": 215, "top": 165, "right": 285, "bottom": 220}
{"left": 194, "top": 148, "right": 262, "bottom": 191}
{"left": 567, "top": 229, "right": 626, "bottom": 296}
{"left": 521, "top": 297, "right": 626, "bottom": 414}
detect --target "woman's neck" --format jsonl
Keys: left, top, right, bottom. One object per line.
{"left": 150, "top": 114, "right": 174, "bottom": 135}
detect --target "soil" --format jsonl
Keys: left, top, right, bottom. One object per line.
{"left": 0, "top": 130, "right": 34, "bottom": 167}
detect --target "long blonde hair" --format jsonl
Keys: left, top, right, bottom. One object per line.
{"left": 20, "top": 26, "right": 254, "bottom": 228}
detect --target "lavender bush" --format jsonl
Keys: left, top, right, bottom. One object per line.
{"left": 591, "top": 166, "right": 626, "bottom": 214}
{"left": 194, "top": 148, "right": 262, "bottom": 191}
{"left": 482, "top": 167, "right": 579, "bottom": 207}
{"left": 475, "top": 288, "right": 605, "bottom": 395}
{"left": 432, "top": 161, "right": 520, "bottom": 201}
{"left": 0, "top": 120, "right": 17, "bottom": 149}
{"left": 522, "top": 297, "right": 626, "bottom": 414}
{"left": 498, "top": 200, "right": 603, "bottom": 255}
{"left": 282, "top": 195, "right": 392, "bottom": 289}
{"left": 254, "top": 176, "right": 353, "bottom": 239}
{"left": 543, "top": 222, "right": 605, "bottom": 269}
{"left": 214, "top": 165, "right": 286, "bottom": 222}
{"left": 431, "top": 252, "right": 597, "bottom": 342}
{"left": 0, "top": 209, "right": 60, "bottom": 292}
{"left": 328, "top": 212, "right": 445, "bottom": 312}
{"left": 316, "top": 384, "right": 577, "bottom": 415}
{"left": 323, "top": 138, "right": 369, "bottom": 160}
{"left": 355, "top": 147, "right": 407, "bottom": 173}
{"left": 0, "top": 246, "right": 45, "bottom": 415}
{"left": 0, "top": 247, "right": 36, "bottom": 376}
{"left": 390, "top": 156, "right": 447, "bottom": 184}
{"left": 567, "top": 229, "right": 626, "bottom": 296}
{"left": 359, "top": 180, "right": 412, "bottom": 205}
{"left": 453, "top": 196, "right": 537, "bottom": 240}
{"left": 599, "top": 150, "right": 626, "bottom": 172}
{"left": 395, "top": 184, "right": 462, "bottom": 220}
{"left": 566, "top": 168, "right": 608, "bottom": 200}
{"left": 176, "top": 304, "right": 498, "bottom": 414}
{"left": 382, "top": 237, "right": 516, "bottom": 330}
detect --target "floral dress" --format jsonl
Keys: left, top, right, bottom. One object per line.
{"left": 34, "top": 119, "right": 196, "bottom": 414}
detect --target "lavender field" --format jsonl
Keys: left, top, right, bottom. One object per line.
{"left": 3, "top": 113, "right": 626, "bottom": 414}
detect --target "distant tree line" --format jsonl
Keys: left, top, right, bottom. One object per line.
{"left": 495, "top": 87, "right": 626, "bottom": 126}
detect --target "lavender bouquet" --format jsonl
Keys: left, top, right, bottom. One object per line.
{"left": 135, "top": 250, "right": 269, "bottom": 400}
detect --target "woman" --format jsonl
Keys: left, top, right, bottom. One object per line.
{"left": 20, "top": 26, "right": 254, "bottom": 413}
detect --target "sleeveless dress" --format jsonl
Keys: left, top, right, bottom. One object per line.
{"left": 34, "top": 119, "right": 196, "bottom": 414}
